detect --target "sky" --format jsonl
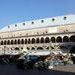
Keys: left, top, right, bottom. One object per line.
{"left": 0, "top": 0, "right": 75, "bottom": 28}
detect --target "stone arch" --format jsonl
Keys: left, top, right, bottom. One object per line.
{"left": 11, "top": 40, "right": 14, "bottom": 44}
{"left": 51, "top": 37, "right": 55, "bottom": 43}
{"left": 32, "top": 38, "right": 35, "bottom": 44}
{"left": 70, "top": 35, "right": 75, "bottom": 42}
{"left": 18, "top": 39, "right": 20, "bottom": 44}
{"left": 14, "top": 39, "right": 17, "bottom": 44}
{"left": 63, "top": 36, "right": 69, "bottom": 42}
{"left": 4, "top": 40, "right": 7, "bottom": 45}
{"left": 37, "top": 47, "right": 43, "bottom": 50}
{"left": 56, "top": 36, "right": 62, "bottom": 42}
{"left": 36, "top": 38, "right": 39, "bottom": 43}
{"left": 21, "top": 39, "right": 24, "bottom": 44}
{"left": 40, "top": 37, "right": 44, "bottom": 43}
{"left": 45, "top": 37, "right": 50, "bottom": 43}
{"left": 46, "top": 47, "right": 49, "bottom": 50}
{"left": 1, "top": 40, "right": 3, "bottom": 45}
{"left": 25, "top": 39, "right": 27, "bottom": 44}
{"left": 7, "top": 40, "right": 10, "bottom": 45}
{"left": 15, "top": 47, "right": 19, "bottom": 50}
{"left": 28, "top": 38, "right": 31, "bottom": 44}
{"left": 31, "top": 47, "right": 35, "bottom": 50}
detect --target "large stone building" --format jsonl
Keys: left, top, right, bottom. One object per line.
{"left": 0, "top": 14, "right": 75, "bottom": 54}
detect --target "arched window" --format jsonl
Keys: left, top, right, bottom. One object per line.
{"left": 40, "top": 37, "right": 44, "bottom": 43}
{"left": 28, "top": 39, "right": 30, "bottom": 44}
{"left": 1, "top": 41, "right": 3, "bottom": 45}
{"left": 18, "top": 39, "right": 20, "bottom": 44}
{"left": 70, "top": 35, "right": 75, "bottom": 42}
{"left": 56, "top": 36, "right": 62, "bottom": 43}
{"left": 36, "top": 38, "right": 39, "bottom": 43}
{"left": 51, "top": 37, "right": 55, "bottom": 43}
{"left": 25, "top": 39, "right": 27, "bottom": 44}
{"left": 45, "top": 37, "right": 50, "bottom": 43}
{"left": 11, "top": 40, "right": 14, "bottom": 44}
{"left": 63, "top": 36, "right": 69, "bottom": 42}
{"left": 4, "top": 40, "right": 7, "bottom": 45}
{"left": 7, "top": 40, "right": 10, "bottom": 45}
{"left": 32, "top": 38, "right": 35, "bottom": 44}
{"left": 21, "top": 39, "right": 24, "bottom": 44}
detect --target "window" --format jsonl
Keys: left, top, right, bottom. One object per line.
{"left": 41, "top": 20, "right": 44, "bottom": 23}
{"left": 52, "top": 18, "right": 55, "bottom": 21}
{"left": 8, "top": 26, "right": 10, "bottom": 28}
{"left": 15, "top": 24, "right": 17, "bottom": 27}
{"left": 31, "top": 22, "right": 34, "bottom": 24}
{"left": 23, "top": 23, "right": 25, "bottom": 25}
{"left": 63, "top": 16, "right": 67, "bottom": 20}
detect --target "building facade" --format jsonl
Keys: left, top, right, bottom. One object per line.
{"left": 0, "top": 14, "right": 75, "bottom": 54}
